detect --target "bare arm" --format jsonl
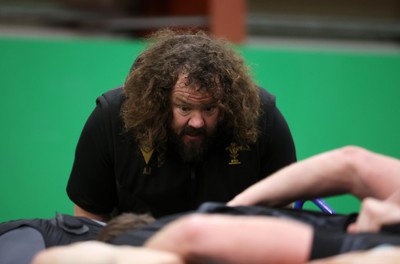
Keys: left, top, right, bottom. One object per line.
{"left": 146, "top": 214, "right": 312, "bottom": 264}
{"left": 32, "top": 241, "right": 183, "bottom": 264}
{"left": 228, "top": 146, "right": 400, "bottom": 207}
{"left": 74, "top": 205, "right": 110, "bottom": 222}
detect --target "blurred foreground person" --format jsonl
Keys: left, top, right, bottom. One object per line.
{"left": 33, "top": 146, "right": 400, "bottom": 264}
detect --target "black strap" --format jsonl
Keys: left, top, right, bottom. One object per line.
{"left": 54, "top": 213, "right": 89, "bottom": 235}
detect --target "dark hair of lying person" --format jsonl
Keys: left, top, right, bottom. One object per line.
{"left": 96, "top": 213, "right": 155, "bottom": 242}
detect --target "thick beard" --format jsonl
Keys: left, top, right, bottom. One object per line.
{"left": 169, "top": 126, "right": 215, "bottom": 164}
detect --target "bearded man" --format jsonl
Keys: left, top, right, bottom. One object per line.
{"left": 67, "top": 29, "right": 297, "bottom": 222}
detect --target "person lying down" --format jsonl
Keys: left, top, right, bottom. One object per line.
{"left": 35, "top": 200, "right": 400, "bottom": 264}
{"left": 25, "top": 146, "right": 400, "bottom": 263}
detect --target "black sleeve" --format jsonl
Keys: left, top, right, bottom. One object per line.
{"left": 258, "top": 88, "right": 297, "bottom": 177}
{"left": 66, "top": 94, "right": 117, "bottom": 215}
{"left": 310, "top": 229, "right": 345, "bottom": 260}
{"left": 310, "top": 229, "right": 400, "bottom": 260}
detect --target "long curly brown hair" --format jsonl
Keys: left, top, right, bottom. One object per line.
{"left": 122, "top": 29, "right": 260, "bottom": 157}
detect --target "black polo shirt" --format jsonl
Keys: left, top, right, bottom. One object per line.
{"left": 67, "top": 86, "right": 296, "bottom": 218}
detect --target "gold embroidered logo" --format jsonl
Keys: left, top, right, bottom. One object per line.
{"left": 225, "top": 142, "right": 246, "bottom": 165}
{"left": 140, "top": 147, "right": 154, "bottom": 175}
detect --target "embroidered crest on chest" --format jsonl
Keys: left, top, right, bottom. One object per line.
{"left": 225, "top": 142, "right": 248, "bottom": 165}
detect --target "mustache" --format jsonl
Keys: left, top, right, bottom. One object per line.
{"left": 181, "top": 126, "right": 206, "bottom": 136}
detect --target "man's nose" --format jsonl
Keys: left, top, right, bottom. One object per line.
{"left": 188, "top": 111, "right": 205, "bottom": 128}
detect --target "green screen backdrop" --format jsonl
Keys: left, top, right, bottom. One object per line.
{"left": 1, "top": 36, "right": 399, "bottom": 222}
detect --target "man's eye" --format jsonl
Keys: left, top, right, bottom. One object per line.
{"left": 179, "top": 106, "right": 190, "bottom": 112}
{"left": 204, "top": 106, "right": 217, "bottom": 113}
